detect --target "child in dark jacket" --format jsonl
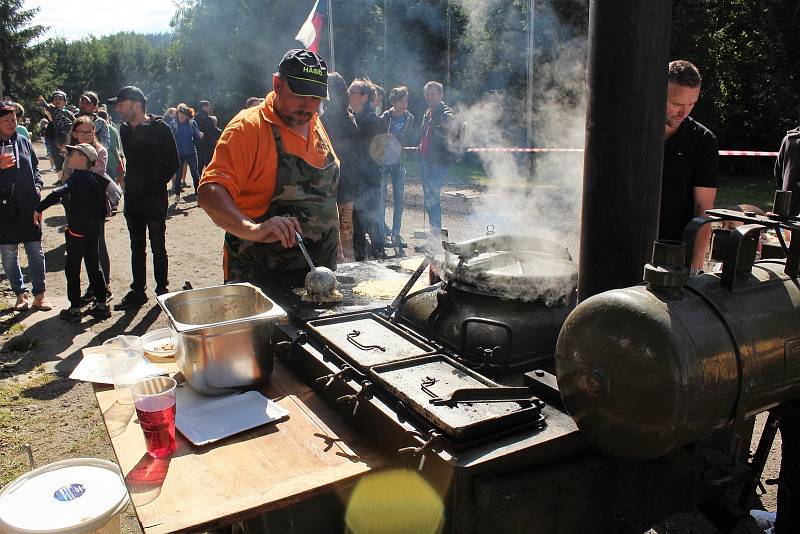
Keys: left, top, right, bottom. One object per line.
{"left": 34, "top": 143, "right": 111, "bottom": 322}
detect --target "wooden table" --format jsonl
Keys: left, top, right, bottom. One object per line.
{"left": 89, "top": 347, "right": 382, "bottom": 533}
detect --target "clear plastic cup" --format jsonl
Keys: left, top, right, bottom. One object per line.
{"left": 103, "top": 335, "right": 143, "bottom": 405}
{"left": 0, "top": 145, "right": 14, "bottom": 169}
{"left": 132, "top": 377, "right": 177, "bottom": 458}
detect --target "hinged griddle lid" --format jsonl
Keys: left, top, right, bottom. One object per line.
{"left": 306, "top": 312, "right": 435, "bottom": 370}
{"left": 369, "top": 354, "right": 544, "bottom": 441}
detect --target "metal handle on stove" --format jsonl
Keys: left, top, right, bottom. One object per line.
{"left": 346, "top": 329, "right": 386, "bottom": 352}
{"left": 429, "top": 386, "right": 537, "bottom": 406}
{"left": 461, "top": 317, "right": 512, "bottom": 365}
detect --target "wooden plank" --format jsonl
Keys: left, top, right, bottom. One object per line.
{"left": 89, "top": 347, "right": 382, "bottom": 534}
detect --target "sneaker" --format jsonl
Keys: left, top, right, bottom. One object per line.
{"left": 749, "top": 510, "right": 776, "bottom": 530}
{"left": 14, "top": 292, "right": 31, "bottom": 311}
{"left": 87, "top": 302, "right": 112, "bottom": 319}
{"left": 113, "top": 290, "right": 148, "bottom": 311}
{"left": 32, "top": 293, "right": 53, "bottom": 311}
{"left": 155, "top": 287, "right": 169, "bottom": 296}
{"left": 59, "top": 307, "right": 82, "bottom": 323}
{"left": 80, "top": 288, "right": 94, "bottom": 306}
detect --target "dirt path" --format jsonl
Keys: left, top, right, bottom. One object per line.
{"left": 0, "top": 141, "right": 781, "bottom": 533}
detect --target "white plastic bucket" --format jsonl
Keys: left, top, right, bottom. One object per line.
{"left": 0, "top": 458, "right": 130, "bottom": 534}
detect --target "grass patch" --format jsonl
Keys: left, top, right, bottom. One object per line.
{"left": 3, "top": 333, "right": 38, "bottom": 353}
{"left": 0, "top": 367, "right": 57, "bottom": 485}
{"left": 715, "top": 174, "right": 775, "bottom": 210}
{"left": 1, "top": 322, "right": 24, "bottom": 341}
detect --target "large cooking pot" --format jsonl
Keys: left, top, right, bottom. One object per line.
{"left": 398, "top": 234, "right": 578, "bottom": 372}
{"left": 157, "top": 283, "right": 286, "bottom": 395}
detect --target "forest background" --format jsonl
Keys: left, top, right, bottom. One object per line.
{"left": 2, "top": 0, "right": 799, "bottom": 178}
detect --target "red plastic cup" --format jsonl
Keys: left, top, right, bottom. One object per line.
{"left": 132, "top": 377, "right": 177, "bottom": 458}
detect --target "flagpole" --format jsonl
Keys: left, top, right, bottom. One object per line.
{"left": 446, "top": 0, "right": 451, "bottom": 87}
{"left": 384, "top": 0, "right": 388, "bottom": 92}
{"left": 328, "top": 0, "right": 336, "bottom": 71}
{"left": 526, "top": 0, "right": 535, "bottom": 151}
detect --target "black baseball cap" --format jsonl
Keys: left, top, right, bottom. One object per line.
{"left": 107, "top": 86, "right": 147, "bottom": 105}
{"left": 278, "top": 49, "right": 328, "bottom": 99}
{"left": 80, "top": 91, "right": 99, "bottom": 105}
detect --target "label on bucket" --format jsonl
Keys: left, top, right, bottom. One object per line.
{"left": 54, "top": 483, "right": 86, "bottom": 501}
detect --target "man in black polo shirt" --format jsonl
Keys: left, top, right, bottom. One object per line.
{"left": 659, "top": 60, "right": 718, "bottom": 272}
{"left": 107, "top": 86, "right": 179, "bottom": 309}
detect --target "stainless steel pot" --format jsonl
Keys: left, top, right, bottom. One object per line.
{"left": 157, "top": 283, "right": 286, "bottom": 395}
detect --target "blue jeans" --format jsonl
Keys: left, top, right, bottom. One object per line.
{"left": 420, "top": 159, "right": 448, "bottom": 235}
{"left": 172, "top": 152, "right": 199, "bottom": 194}
{"left": 379, "top": 165, "right": 406, "bottom": 240}
{"left": 0, "top": 241, "right": 46, "bottom": 295}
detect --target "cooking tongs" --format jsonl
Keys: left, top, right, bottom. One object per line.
{"left": 429, "top": 386, "right": 539, "bottom": 407}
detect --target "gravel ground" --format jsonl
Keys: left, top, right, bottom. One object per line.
{"left": 0, "top": 141, "right": 780, "bottom": 533}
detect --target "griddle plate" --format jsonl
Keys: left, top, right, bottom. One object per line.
{"left": 306, "top": 312, "right": 435, "bottom": 370}
{"left": 370, "top": 354, "right": 543, "bottom": 441}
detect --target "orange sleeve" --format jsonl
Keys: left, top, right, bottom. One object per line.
{"left": 200, "top": 117, "right": 255, "bottom": 201}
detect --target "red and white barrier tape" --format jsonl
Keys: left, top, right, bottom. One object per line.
{"left": 405, "top": 147, "right": 778, "bottom": 157}
{"left": 467, "top": 147, "right": 585, "bottom": 153}
{"left": 718, "top": 150, "right": 778, "bottom": 157}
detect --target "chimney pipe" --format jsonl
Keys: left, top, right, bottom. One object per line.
{"left": 577, "top": 0, "right": 673, "bottom": 301}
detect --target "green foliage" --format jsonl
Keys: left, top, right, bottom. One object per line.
{"left": 2, "top": 0, "right": 799, "bottom": 165}
{"left": 0, "top": 0, "right": 58, "bottom": 114}
{"left": 672, "top": 1, "right": 800, "bottom": 174}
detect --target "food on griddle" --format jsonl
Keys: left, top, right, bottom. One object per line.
{"left": 399, "top": 257, "right": 427, "bottom": 272}
{"left": 352, "top": 277, "right": 429, "bottom": 299}
{"left": 302, "top": 288, "right": 344, "bottom": 303}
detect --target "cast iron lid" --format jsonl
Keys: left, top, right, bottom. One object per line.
{"left": 436, "top": 234, "right": 578, "bottom": 303}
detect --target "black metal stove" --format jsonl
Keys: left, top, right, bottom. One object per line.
{"left": 301, "top": 310, "right": 546, "bottom": 445}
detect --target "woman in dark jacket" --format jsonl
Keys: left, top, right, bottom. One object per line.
{"left": 321, "top": 73, "right": 358, "bottom": 261}
{"left": 0, "top": 101, "right": 51, "bottom": 311}
{"left": 348, "top": 79, "right": 386, "bottom": 260}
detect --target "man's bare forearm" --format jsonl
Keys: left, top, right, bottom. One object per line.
{"left": 692, "top": 224, "right": 712, "bottom": 271}
{"left": 197, "top": 183, "right": 260, "bottom": 241}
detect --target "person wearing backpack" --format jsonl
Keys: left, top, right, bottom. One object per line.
{"left": 61, "top": 116, "right": 114, "bottom": 304}
{"left": 34, "top": 143, "right": 111, "bottom": 322}
{"left": 418, "top": 81, "right": 462, "bottom": 243}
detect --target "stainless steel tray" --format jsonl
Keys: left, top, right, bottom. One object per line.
{"left": 368, "top": 354, "right": 543, "bottom": 441}
{"left": 305, "top": 312, "right": 435, "bottom": 371}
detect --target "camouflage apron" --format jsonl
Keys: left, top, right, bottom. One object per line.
{"left": 224, "top": 123, "right": 339, "bottom": 285}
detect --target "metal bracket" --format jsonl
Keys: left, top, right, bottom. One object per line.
{"left": 315, "top": 366, "right": 353, "bottom": 389}
{"left": 398, "top": 430, "right": 442, "bottom": 471}
{"left": 335, "top": 381, "right": 373, "bottom": 417}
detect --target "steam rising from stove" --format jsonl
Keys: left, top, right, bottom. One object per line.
{"left": 446, "top": 0, "right": 588, "bottom": 302}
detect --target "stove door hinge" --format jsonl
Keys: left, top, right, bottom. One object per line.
{"left": 335, "top": 381, "right": 373, "bottom": 417}
{"left": 315, "top": 365, "right": 354, "bottom": 389}
{"left": 276, "top": 330, "right": 308, "bottom": 362}
{"left": 398, "top": 430, "right": 442, "bottom": 471}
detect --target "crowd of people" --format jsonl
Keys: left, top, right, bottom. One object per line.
{"left": 0, "top": 58, "right": 464, "bottom": 323}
